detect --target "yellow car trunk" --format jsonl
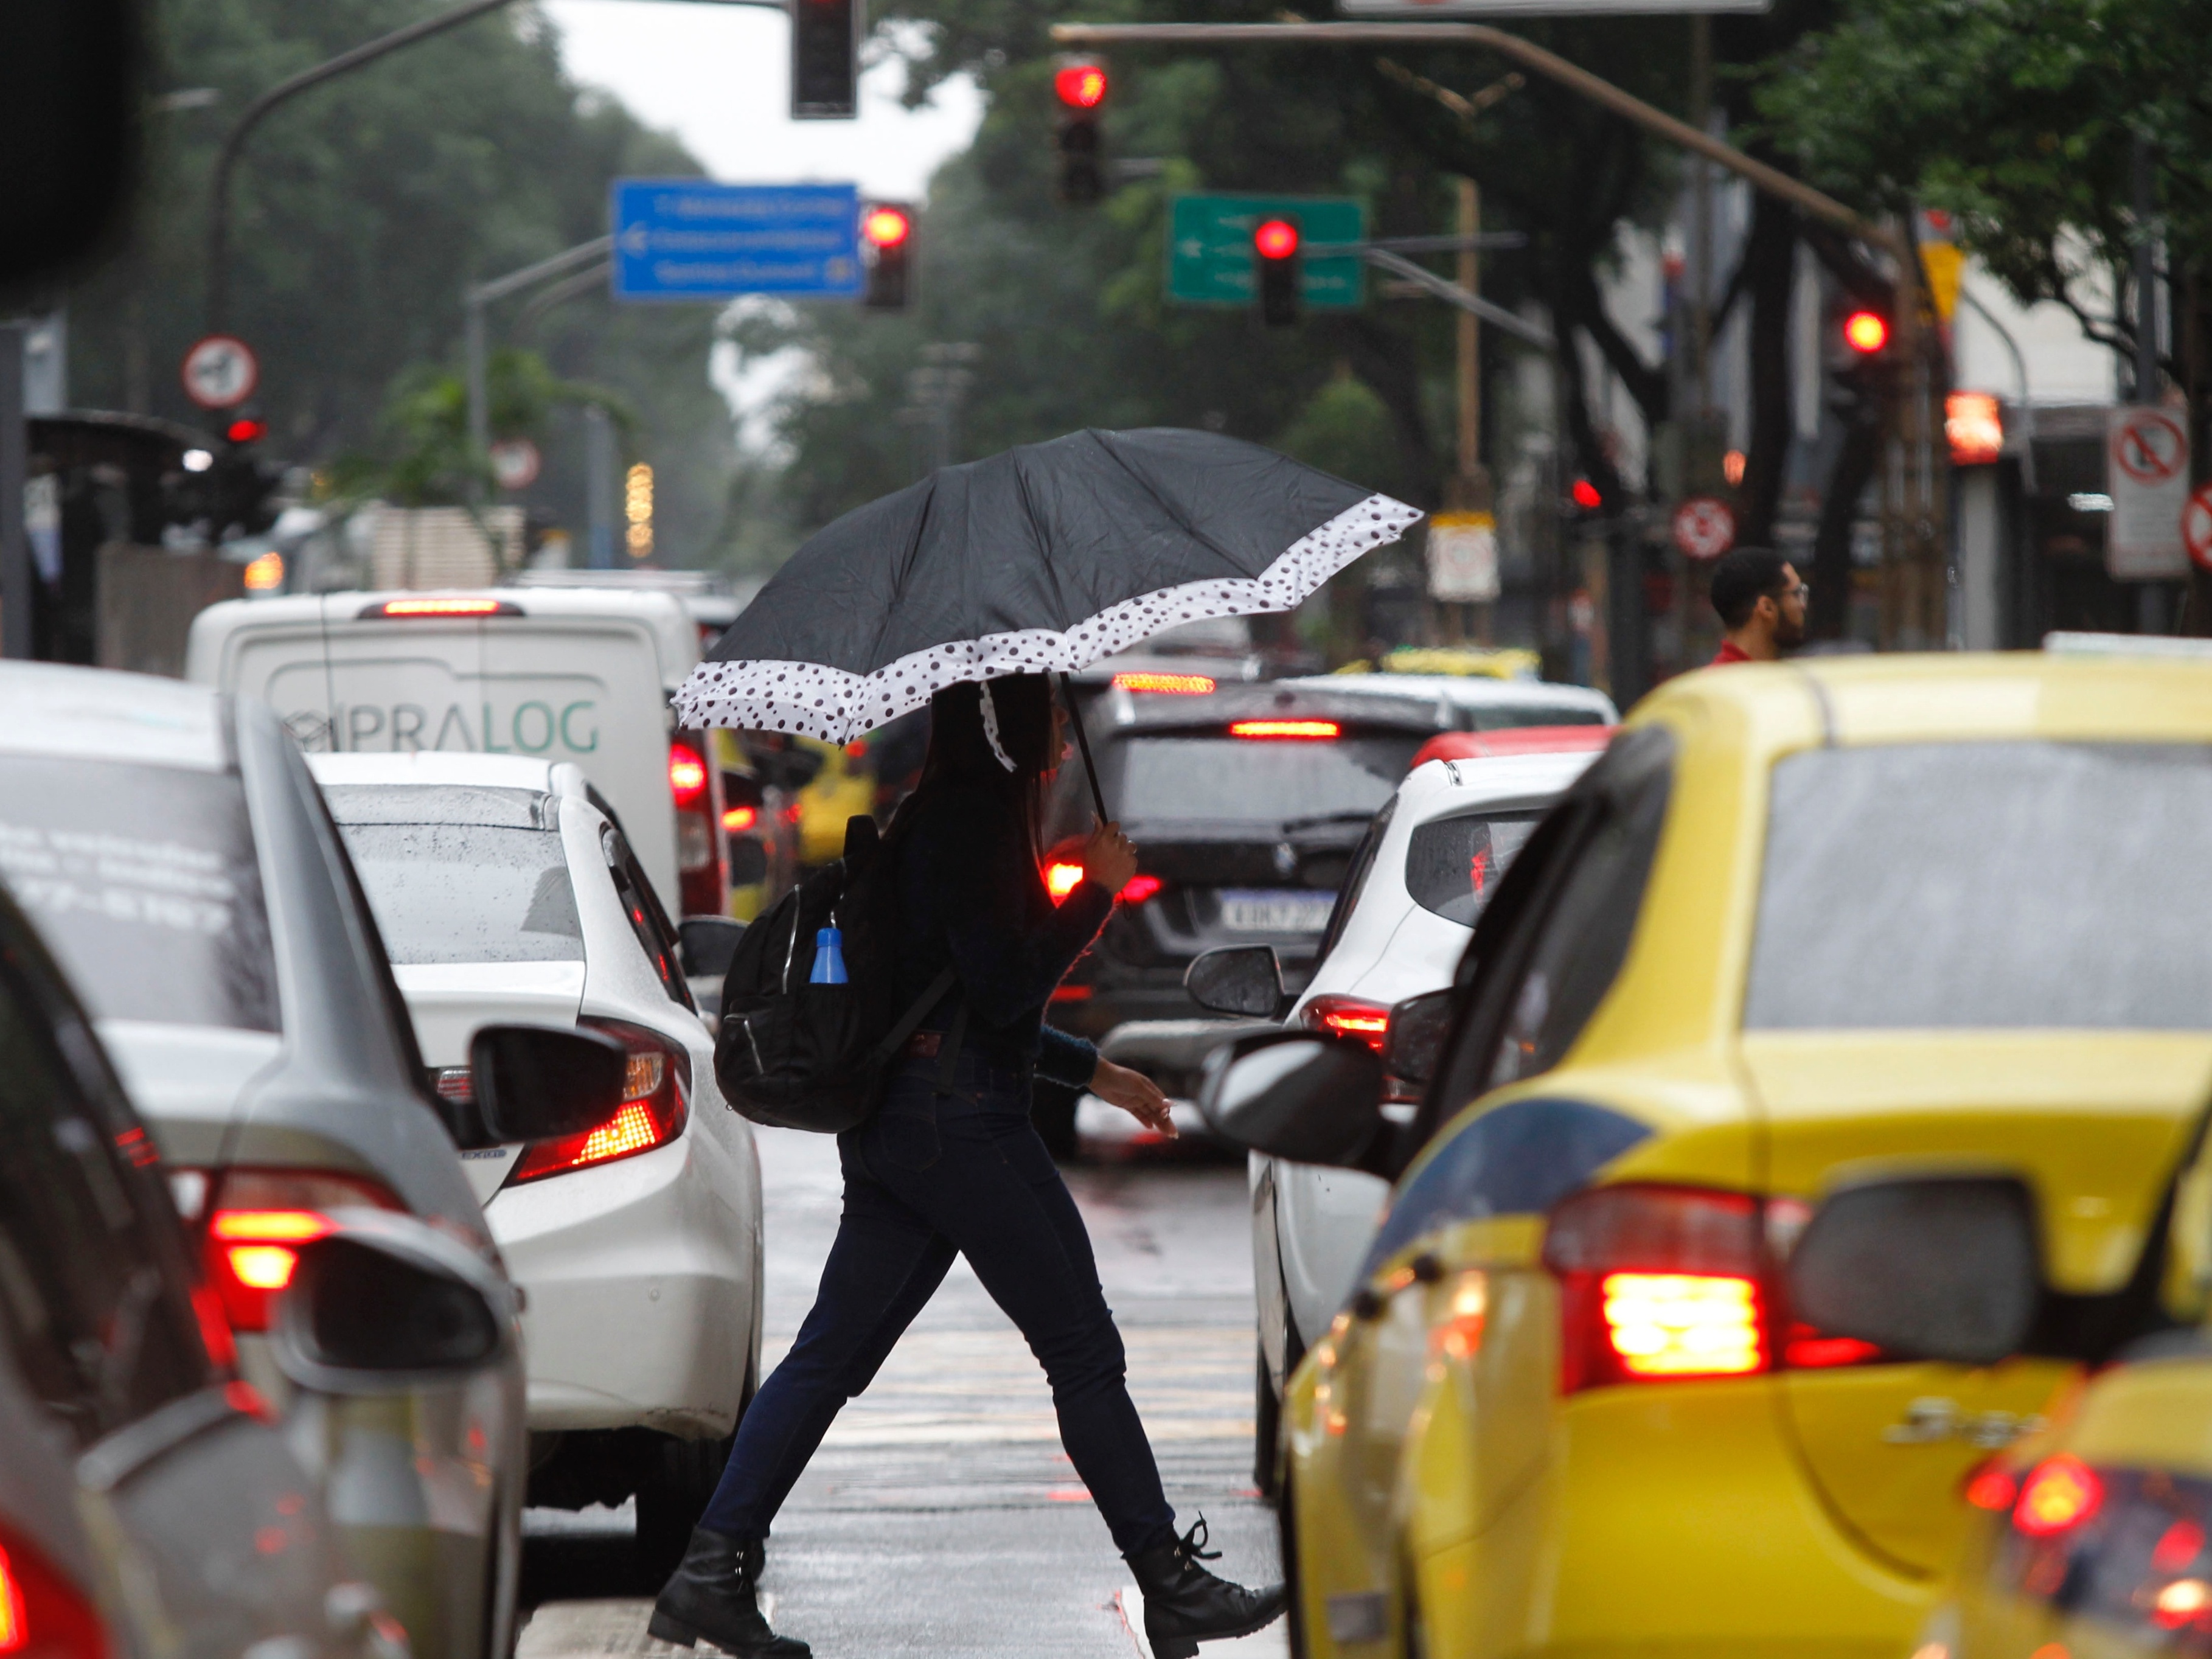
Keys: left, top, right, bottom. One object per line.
{"left": 1743, "top": 1031, "right": 2212, "bottom": 1575}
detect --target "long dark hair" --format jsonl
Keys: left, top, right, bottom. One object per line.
{"left": 887, "top": 673, "right": 1060, "bottom": 863}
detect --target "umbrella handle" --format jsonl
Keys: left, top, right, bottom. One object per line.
{"left": 1058, "top": 672, "right": 1111, "bottom": 825}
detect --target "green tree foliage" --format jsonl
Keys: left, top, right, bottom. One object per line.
{"left": 1758, "top": 0, "right": 2212, "bottom": 372}
{"left": 58, "top": 0, "right": 736, "bottom": 561}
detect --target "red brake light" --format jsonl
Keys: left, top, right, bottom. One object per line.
{"left": 1253, "top": 218, "right": 1299, "bottom": 260}
{"left": 1599, "top": 1272, "right": 1763, "bottom": 1377}
{"left": 1229, "top": 719, "right": 1338, "bottom": 740}
{"left": 1119, "top": 874, "right": 1162, "bottom": 903}
{"left": 1112, "top": 672, "right": 1216, "bottom": 694}
{"left": 723, "top": 804, "right": 759, "bottom": 832}
{"left": 1301, "top": 995, "right": 1389, "bottom": 1052}
{"left": 201, "top": 1169, "right": 405, "bottom": 1332}
{"left": 0, "top": 1523, "right": 108, "bottom": 1659}
{"left": 364, "top": 596, "right": 520, "bottom": 618}
{"left": 509, "top": 1020, "right": 689, "bottom": 1184}
{"left": 669, "top": 742, "right": 709, "bottom": 807}
{"left": 1054, "top": 63, "right": 1108, "bottom": 108}
{"left": 2014, "top": 1456, "right": 2102, "bottom": 1537}
{"left": 1046, "top": 861, "right": 1087, "bottom": 902}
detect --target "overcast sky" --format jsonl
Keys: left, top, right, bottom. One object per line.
{"left": 542, "top": 1, "right": 984, "bottom": 203}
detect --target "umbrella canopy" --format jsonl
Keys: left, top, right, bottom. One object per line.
{"left": 675, "top": 427, "right": 1421, "bottom": 742}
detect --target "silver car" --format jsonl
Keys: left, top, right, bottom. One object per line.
{"left": 0, "top": 662, "right": 571, "bottom": 1659}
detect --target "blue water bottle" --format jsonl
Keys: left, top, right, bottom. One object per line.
{"left": 810, "top": 925, "right": 848, "bottom": 984}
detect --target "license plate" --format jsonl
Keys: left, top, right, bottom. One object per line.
{"left": 1219, "top": 889, "right": 1334, "bottom": 933}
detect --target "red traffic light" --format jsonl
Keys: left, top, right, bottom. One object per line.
{"left": 1843, "top": 310, "right": 1890, "bottom": 354}
{"left": 226, "top": 417, "right": 267, "bottom": 444}
{"left": 1253, "top": 218, "right": 1299, "bottom": 260}
{"left": 1054, "top": 63, "right": 1108, "bottom": 109}
{"left": 1570, "top": 478, "right": 1602, "bottom": 510}
{"left": 861, "top": 206, "right": 911, "bottom": 248}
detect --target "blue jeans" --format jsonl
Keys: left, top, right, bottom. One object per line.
{"left": 697, "top": 1048, "right": 1179, "bottom": 1557}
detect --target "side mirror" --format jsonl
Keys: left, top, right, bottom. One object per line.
{"left": 1198, "top": 1031, "right": 1386, "bottom": 1168}
{"left": 1788, "top": 1175, "right": 2040, "bottom": 1367}
{"left": 721, "top": 771, "right": 763, "bottom": 810}
{"left": 678, "top": 916, "right": 746, "bottom": 979}
{"left": 1185, "top": 946, "right": 1285, "bottom": 1019}
{"left": 271, "top": 1211, "right": 515, "bottom": 1394}
{"left": 1385, "top": 989, "right": 1454, "bottom": 1086}
{"left": 465, "top": 1023, "right": 627, "bottom": 1147}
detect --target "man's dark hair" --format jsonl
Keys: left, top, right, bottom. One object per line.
{"left": 1709, "top": 548, "right": 1791, "bottom": 630}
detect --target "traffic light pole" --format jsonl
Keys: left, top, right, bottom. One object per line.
{"left": 465, "top": 236, "right": 614, "bottom": 495}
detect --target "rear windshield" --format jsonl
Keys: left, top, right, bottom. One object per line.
{"left": 325, "top": 792, "right": 582, "bottom": 966}
{"left": 1405, "top": 809, "right": 1546, "bottom": 927}
{"left": 1468, "top": 704, "right": 1607, "bottom": 731}
{"left": 1746, "top": 742, "right": 2212, "bottom": 1030}
{"left": 0, "top": 759, "right": 279, "bottom": 1031}
{"left": 1119, "top": 734, "right": 1424, "bottom": 825}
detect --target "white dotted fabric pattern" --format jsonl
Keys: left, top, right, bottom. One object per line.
{"left": 673, "top": 492, "right": 1422, "bottom": 740}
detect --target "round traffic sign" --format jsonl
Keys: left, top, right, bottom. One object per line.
{"left": 2112, "top": 409, "right": 2187, "bottom": 485}
{"left": 180, "top": 335, "right": 259, "bottom": 410}
{"left": 2185, "top": 482, "right": 2212, "bottom": 572}
{"left": 1672, "top": 495, "right": 1737, "bottom": 562}
{"left": 489, "top": 437, "right": 541, "bottom": 492}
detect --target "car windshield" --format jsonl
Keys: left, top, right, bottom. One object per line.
{"left": 1405, "top": 809, "right": 1547, "bottom": 926}
{"left": 0, "top": 758, "right": 279, "bottom": 1031}
{"left": 1466, "top": 704, "right": 1607, "bottom": 731}
{"left": 1118, "top": 734, "right": 1424, "bottom": 824}
{"left": 1746, "top": 741, "right": 2212, "bottom": 1029}
{"left": 324, "top": 787, "right": 582, "bottom": 966}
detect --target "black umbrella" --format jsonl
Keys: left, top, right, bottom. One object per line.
{"left": 675, "top": 427, "right": 1421, "bottom": 815}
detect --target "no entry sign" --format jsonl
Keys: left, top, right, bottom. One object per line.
{"left": 181, "top": 335, "right": 259, "bottom": 409}
{"left": 1672, "top": 496, "right": 1736, "bottom": 562}
{"left": 2185, "top": 482, "right": 2212, "bottom": 572}
{"left": 2109, "top": 406, "right": 2193, "bottom": 580}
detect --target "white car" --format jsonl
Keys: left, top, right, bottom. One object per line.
{"left": 1273, "top": 670, "right": 1617, "bottom": 732}
{"left": 1248, "top": 748, "right": 1602, "bottom": 1491}
{"left": 306, "top": 751, "right": 764, "bottom": 1575}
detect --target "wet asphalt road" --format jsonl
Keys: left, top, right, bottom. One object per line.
{"left": 515, "top": 1125, "right": 1289, "bottom": 1658}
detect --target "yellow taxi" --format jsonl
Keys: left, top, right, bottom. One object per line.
{"left": 1198, "top": 651, "right": 2212, "bottom": 1659}
{"left": 792, "top": 736, "right": 878, "bottom": 868}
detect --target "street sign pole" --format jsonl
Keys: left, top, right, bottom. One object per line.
{"left": 464, "top": 236, "right": 615, "bottom": 501}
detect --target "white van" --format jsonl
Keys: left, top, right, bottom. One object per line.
{"left": 186, "top": 587, "right": 725, "bottom": 917}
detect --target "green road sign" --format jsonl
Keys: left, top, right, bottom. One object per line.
{"left": 1167, "top": 193, "right": 1365, "bottom": 310}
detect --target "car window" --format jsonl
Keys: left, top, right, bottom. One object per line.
{"left": 1747, "top": 741, "right": 2212, "bottom": 1029}
{"left": 0, "top": 758, "right": 279, "bottom": 1031}
{"left": 1467, "top": 704, "right": 1608, "bottom": 731}
{"left": 0, "top": 958, "right": 209, "bottom": 1446}
{"left": 1355, "top": 1097, "right": 1652, "bottom": 1280}
{"left": 605, "top": 826, "right": 694, "bottom": 1010}
{"left": 327, "top": 798, "right": 583, "bottom": 967}
{"left": 1405, "top": 809, "right": 1548, "bottom": 927}
{"left": 1116, "top": 735, "right": 1426, "bottom": 826}
{"left": 1315, "top": 797, "right": 1397, "bottom": 964}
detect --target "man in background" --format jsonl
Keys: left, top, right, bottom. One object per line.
{"left": 1709, "top": 548, "right": 1809, "bottom": 664}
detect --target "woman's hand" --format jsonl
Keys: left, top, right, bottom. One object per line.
{"left": 1089, "top": 1057, "right": 1175, "bottom": 1137}
{"left": 1084, "top": 818, "right": 1139, "bottom": 894}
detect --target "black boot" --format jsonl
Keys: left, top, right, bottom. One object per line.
{"left": 1127, "top": 1517, "right": 1286, "bottom": 1659}
{"left": 648, "top": 1528, "right": 809, "bottom": 1659}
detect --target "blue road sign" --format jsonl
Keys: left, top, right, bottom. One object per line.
{"left": 611, "top": 179, "right": 863, "bottom": 301}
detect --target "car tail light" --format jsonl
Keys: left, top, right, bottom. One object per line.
{"left": 1301, "top": 995, "right": 1390, "bottom": 1052}
{"left": 1043, "top": 858, "right": 1160, "bottom": 906}
{"left": 509, "top": 1019, "right": 690, "bottom": 1184}
{"left": 669, "top": 735, "right": 723, "bottom": 914}
{"left": 0, "top": 1522, "right": 108, "bottom": 1659}
{"left": 2014, "top": 1456, "right": 2103, "bottom": 1538}
{"left": 1229, "top": 719, "right": 1338, "bottom": 740}
{"left": 1544, "top": 1183, "right": 1887, "bottom": 1393}
{"left": 1964, "top": 1459, "right": 2022, "bottom": 1512}
{"left": 723, "top": 805, "right": 758, "bottom": 832}
{"left": 193, "top": 1168, "right": 406, "bottom": 1332}
{"left": 1113, "top": 672, "right": 1216, "bottom": 694}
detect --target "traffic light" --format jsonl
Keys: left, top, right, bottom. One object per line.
{"left": 791, "top": 0, "right": 858, "bottom": 120}
{"left": 1827, "top": 297, "right": 1896, "bottom": 419}
{"left": 1054, "top": 61, "right": 1108, "bottom": 203}
{"left": 1842, "top": 308, "right": 1890, "bottom": 356}
{"left": 861, "top": 202, "right": 913, "bottom": 311}
{"left": 1254, "top": 217, "right": 1301, "bottom": 327}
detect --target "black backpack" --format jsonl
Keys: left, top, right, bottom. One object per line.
{"left": 714, "top": 815, "right": 956, "bottom": 1133}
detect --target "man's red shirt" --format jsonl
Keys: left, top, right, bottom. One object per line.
{"left": 1711, "top": 639, "right": 1755, "bottom": 666}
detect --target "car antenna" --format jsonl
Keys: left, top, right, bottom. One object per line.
{"left": 1057, "top": 671, "right": 1110, "bottom": 823}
